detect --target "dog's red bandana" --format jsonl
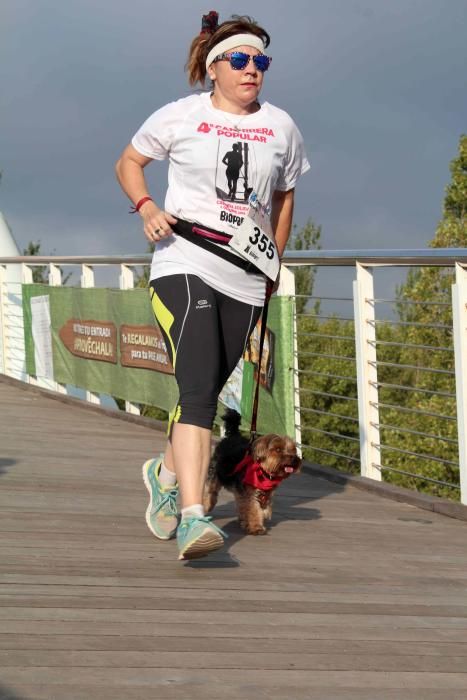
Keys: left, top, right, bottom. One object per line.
{"left": 232, "top": 453, "right": 284, "bottom": 491}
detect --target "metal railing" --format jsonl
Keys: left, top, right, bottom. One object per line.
{"left": 1, "top": 249, "right": 467, "bottom": 505}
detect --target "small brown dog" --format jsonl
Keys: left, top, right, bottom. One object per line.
{"left": 204, "top": 409, "right": 302, "bottom": 535}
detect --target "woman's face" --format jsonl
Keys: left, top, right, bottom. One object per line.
{"left": 209, "top": 45, "right": 265, "bottom": 109}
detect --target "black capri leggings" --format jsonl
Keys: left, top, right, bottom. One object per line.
{"left": 150, "top": 274, "right": 262, "bottom": 432}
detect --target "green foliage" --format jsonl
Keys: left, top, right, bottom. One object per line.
{"left": 23, "top": 241, "right": 48, "bottom": 284}
{"left": 297, "top": 314, "right": 360, "bottom": 471}
{"left": 396, "top": 134, "right": 467, "bottom": 320}
{"left": 437, "top": 134, "right": 467, "bottom": 234}
{"left": 134, "top": 243, "right": 155, "bottom": 289}
{"left": 23, "top": 241, "right": 71, "bottom": 285}
{"left": 298, "top": 292, "right": 459, "bottom": 500}
{"left": 113, "top": 397, "right": 168, "bottom": 422}
{"left": 139, "top": 404, "right": 168, "bottom": 421}
{"left": 286, "top": 218, "right": 321, "bottom": 314}
{"left": 385, "top": 135, "right": 466, "bottom": 497}
{"left": 297, "top": 136, "right": 466, "bottom": 501}
{"left": 371, "top": 315, "right": 457, "bottom": 500}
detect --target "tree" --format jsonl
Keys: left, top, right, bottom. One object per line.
{"left": 134, "top": 242, "right": 155, "bottom": 288}
{"left": 295, "top": 137, "right": 467, "bottom": 499}
{"left": 397, "top": 134, "right": 467, "bottom": 318}
{"left": 435, "top": 134, "right": 467, "bottom": 242}
{"left": 22, "top": 241, "right": 48, "bottom": 283}
{"left": 286, "top": 218, "right": 321, "bottom": 314}
{"left": 361, "top": 135, "right": 467, "bottom": 498}
{"left": 288, "top": 220, "right": 361, "bottom": 471}
{"left": 297, "top": 313, "right": 360, "bottom": 471}
{"left": 22, "top": 241, "right": 72, "bottom": 284}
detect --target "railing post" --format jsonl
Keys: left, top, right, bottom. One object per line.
{"left": 20, "top": 265, "right": 35, "bottom": 384}
{"left": 80, "top": 264, "right": 94, "bottom": 289}
{"left": 353, "top": 263, "right": 381, "bottom": 480}
{"left": 48, "top": 264, "right": 67, "bottom": 395}
{"left": 452, "top": 263, "right": 467, "bottom": 505}
{"left": 80, "top": 264, "right": 101, "bottom": 405}
{"left": 119, "top": 264, "right": 135, "bottom": 291}
{"left": 278, "top": 265, "right": 302, "bottom": 453}
{"left": 0, "top": 265, "right": 8, "bottom": 376}
{"left": 0, "top": 264, "right": 24, "bottom": 379}
{"left": 119, "top": 264, "right": 140, "bottom": 416}
{"left": 21, "top": 264, "right": 33, "bottom": 285}
{"left": 48, "top": 263, "right": 62, "bottom": 287}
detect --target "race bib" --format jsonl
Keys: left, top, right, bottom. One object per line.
{"left": 229, "top": 199, "right": 280, "bottom": 281}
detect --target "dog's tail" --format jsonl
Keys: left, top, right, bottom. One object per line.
{"left": 222, "top": 409, "right": 242, "bottom": 437}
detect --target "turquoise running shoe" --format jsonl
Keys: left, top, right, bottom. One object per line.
{"left": 177, "top": 515, "right": 227, "bottom": 560}
{"left": 142, "top": 458, "right": 178, "bottom": 540}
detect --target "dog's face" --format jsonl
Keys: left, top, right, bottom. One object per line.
{"left": 252, "top": 434, "right": 302, "bottom": 480}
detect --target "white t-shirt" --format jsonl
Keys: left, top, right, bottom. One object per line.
{"left": 132, "top": 92, "right": 310, "bottom": 306}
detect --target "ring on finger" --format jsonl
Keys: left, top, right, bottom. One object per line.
{"left": 154, "top": 228, "right": 161, "bottom": 234}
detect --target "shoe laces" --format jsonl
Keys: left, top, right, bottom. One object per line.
{"left": 154, "top": 487, "right": 178, "bottom": 516}
{"left": 179, "top": 515, "right": 228, "bottom": 538}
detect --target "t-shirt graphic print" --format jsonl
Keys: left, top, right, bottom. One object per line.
{"left": 219, "top": 142, "right": 246, "bottom": 202}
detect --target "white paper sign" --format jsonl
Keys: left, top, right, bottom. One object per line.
{"left": 31, "top": 295, "right": 54, "bottom": 380}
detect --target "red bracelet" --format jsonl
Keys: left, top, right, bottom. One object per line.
{"left": 129, "top": 196, "right": 153, "bottom": 214}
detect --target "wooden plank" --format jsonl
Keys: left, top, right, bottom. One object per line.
{"left": 2, "top": 570, "right": 467, "bottom": 592}
{"left": 2, "top": 667, "right": 467, "bottom": 690}
{"left": 4, "top": 686, "right": 467, "bottom": 700}
{"left": 2, "top": 582, "right": 467, "bottom": 606}
{"left": 2, "top": 379, "right": 467, "bottom": 698}
{"left": 2, "top": 607, "right": 467, "bottom": 629}
{"left": 2, "top": 561, "right": 467, "bottom": 588}
{"left": 3, "top": 649, "right": 467, "bottom": 672}
{"left": 1, "top": 633, "right": 466, "bottom": 656}
{"left": 3, "top": 620, "right": 467, "bottom": 642}
{"left": 2, "top": 594, "right": 467, "bottom": 618}
{"left": 1, "top": 535, "right": 465, "bottom": 566}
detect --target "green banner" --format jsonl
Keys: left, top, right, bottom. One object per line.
{"left": 22, "top": 284, "right": 295, "bottom": 436}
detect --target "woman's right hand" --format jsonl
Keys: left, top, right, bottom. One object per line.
{"left": 115, "top": 144, "right": 177, "bottom": 243}
{"left": 139, "top": 200, "right": 178, "bottom": 243}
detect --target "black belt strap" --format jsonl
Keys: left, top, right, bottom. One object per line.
{"left": 172, "top": 219, "right": 260, "bottom": 274}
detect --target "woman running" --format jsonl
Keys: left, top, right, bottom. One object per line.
{"left": 115, "top": 11, "right": 310, "bottom": 560}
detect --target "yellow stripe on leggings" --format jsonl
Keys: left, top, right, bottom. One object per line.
{"left": 167, "top": 403, "right": 182, "bottom": 436}
{"left": 150, "top": 288, "right": 177, "bottom": 370}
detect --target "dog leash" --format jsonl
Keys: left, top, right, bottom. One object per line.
{"left": 249, "top": 279, "right": 273, "bottom": 443}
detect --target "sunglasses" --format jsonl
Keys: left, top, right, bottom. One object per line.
{"left": 212, "top": 51, "right": 272, "bottom": 72}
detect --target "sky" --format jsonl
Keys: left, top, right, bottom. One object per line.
{"left": 1, "top": 0, "right": 466, "bottom": 279}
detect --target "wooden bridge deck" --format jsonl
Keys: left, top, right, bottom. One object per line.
{"left": 1, "top": 376, "right": 467, "bottom": 700}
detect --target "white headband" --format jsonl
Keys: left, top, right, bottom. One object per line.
{"left": 205, "top": 34, "right": 266, "bottom": 71}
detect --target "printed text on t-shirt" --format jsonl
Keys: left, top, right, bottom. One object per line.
{"left": 197, "top": 123, "right": 275, "bottom": 143}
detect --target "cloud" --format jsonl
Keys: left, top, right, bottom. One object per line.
{"left": 1, "top": 0, "right": 466, "bottom": 267}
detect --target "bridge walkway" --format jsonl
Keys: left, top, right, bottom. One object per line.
{"left": 1, "top": 377, "right": 467, "bottom": 699}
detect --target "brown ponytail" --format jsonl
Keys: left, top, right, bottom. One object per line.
{"left": 186, "top": 13, "right": 271, "bottom": 87}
